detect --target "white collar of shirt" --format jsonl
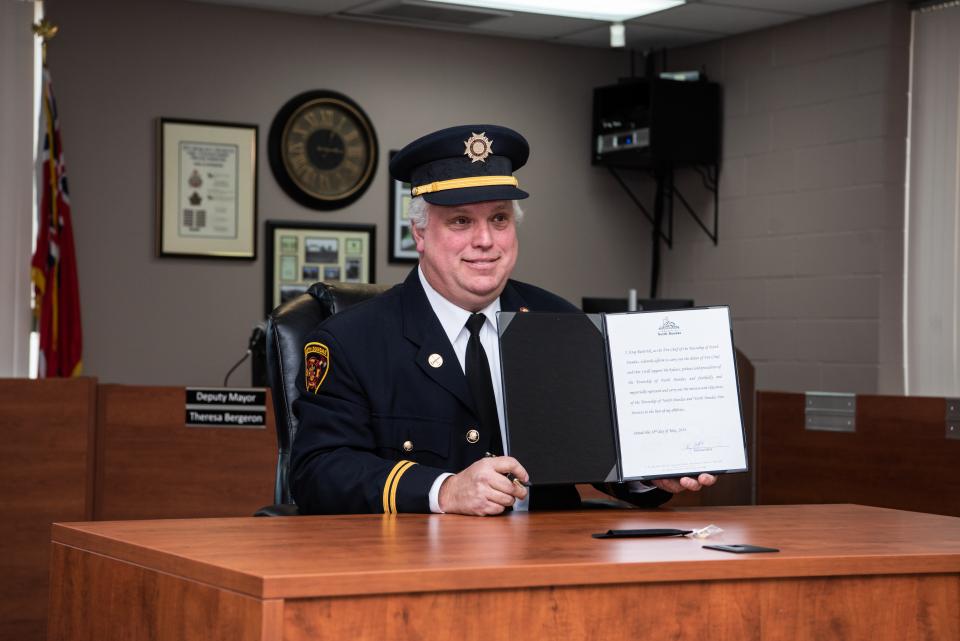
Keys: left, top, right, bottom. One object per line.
{"left": 417, "top": 266, "right": 500, "bottom": 363}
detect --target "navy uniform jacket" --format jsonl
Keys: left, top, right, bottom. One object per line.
{"left": 291, "top": 268, "right": 671, "bottom": 514}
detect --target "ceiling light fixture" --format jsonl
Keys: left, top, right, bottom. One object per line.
{"left": 610, "top": 22, "right": 627, "bottom": 48}
{"left": 609, "top": 22, "right": 625, "bottom": 47}
{"left": 421, "top": 0, "right": 684, "bottom": 22}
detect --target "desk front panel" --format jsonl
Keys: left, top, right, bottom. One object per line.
{"left": 757, "top": 392, "right": 960, "bottom": 517}
{"left": 0, "top": 376, "right": 96, "bottom": 641}
{"left": 282, "top": 574, "right": 957, "bottom": 641}
{"left": 94, "top": 384, "right": 276, "bottom": 520}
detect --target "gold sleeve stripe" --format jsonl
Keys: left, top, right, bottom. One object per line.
{"left": 411, "top": 175, "right": 518, "bottom": 197}
{"left": 388, "top": 461, "right": 418, "bottom": 514}
{"left": 382, "top": 461, "right": 407, "bottom": 514}
{"left": 382, "top": 460, "right": 416, "bottom": 514}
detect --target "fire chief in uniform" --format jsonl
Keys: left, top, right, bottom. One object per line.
{"left": 291, "top": 124, "right": 715, "bottom": 515}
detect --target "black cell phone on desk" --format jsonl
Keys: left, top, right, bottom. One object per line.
{"left": 702, "top": 544, "right": 779, "bottom": 554}
{"left": 592, "top": 528, "right": 692, "bottom": 539}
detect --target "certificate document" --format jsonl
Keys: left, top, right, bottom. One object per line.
{"left": 605, "top": 308, "right": 747, "bottom": 479}
{"left": 498, "top": 307, "right": 747, "bottom": 486}
{"left": 177, "top": 141, "right": 239, "bottom": 239}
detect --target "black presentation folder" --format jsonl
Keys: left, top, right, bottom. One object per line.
{"left": 497, "top": 309, "right": 747, "bottom": 486}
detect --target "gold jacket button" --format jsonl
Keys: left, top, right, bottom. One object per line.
{"left": 466, "top": 429, "right": 479, "bottom": 444}
{"left": 402, "top": 440, "right": 414, "bottom": 453}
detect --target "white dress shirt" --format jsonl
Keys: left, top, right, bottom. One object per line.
{"left": 418, "top": 267, "right": 530, "bottom": 512}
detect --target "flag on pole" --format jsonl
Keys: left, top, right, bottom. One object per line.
{"left": 31, "top": 64, "right": 82, "bottom": 377}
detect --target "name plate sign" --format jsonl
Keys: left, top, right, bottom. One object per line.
{"left": 185, "top": 387, "right": 267, "bottom": 428}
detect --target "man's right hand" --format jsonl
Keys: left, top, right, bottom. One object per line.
{"left": 438, "top": 456, "right": 529, "bottom": 516}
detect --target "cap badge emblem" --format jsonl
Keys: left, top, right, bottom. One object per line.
{"left": 464, "top": 132, "right": 493, "bottom": 163}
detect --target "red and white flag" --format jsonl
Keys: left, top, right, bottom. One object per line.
{"left": 31, "top": 65, "right": 82, "bottom": 377}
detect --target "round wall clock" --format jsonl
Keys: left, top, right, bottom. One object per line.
{"left": 268, "top": 90, "right": 378, "bottom": 210}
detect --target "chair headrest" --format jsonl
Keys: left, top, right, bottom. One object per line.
{"left": 307, "top": 281, "right": 390, "bottom": 318}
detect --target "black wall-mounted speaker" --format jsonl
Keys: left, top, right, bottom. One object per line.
{"left": 592, "top": 78, "right": 721, "bottom": 170}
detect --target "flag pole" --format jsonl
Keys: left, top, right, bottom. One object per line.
{"left": 30, "top": 17, "right": 83, "bottom": 377}
{"left": 32, "top": 19, "right": 59, "bottom": 65}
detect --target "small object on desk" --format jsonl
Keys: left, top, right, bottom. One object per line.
{"left": 592, "top": 528, "right": 693, "bottom": 539}
{"left": 703, "top": 544, "right": 780, "bottom": 554}
{"left": 690, "top": 523, "right": 724, "bottom": 539}
{"left": 484, "top": 451, "right": 526, "bottom": 488}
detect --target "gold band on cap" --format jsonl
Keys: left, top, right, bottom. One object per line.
{"left": 411, "top": 175, "right": 518, "bottom": 197}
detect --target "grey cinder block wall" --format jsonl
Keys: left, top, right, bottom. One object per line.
{"left": 659, "top": 1, "right": 908, "bottom": 394}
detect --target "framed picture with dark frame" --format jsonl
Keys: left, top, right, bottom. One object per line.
{"left": 156, "top": 118, "right": 258, "bottom": 259}
{"left": 388, "top": 150, "right": 419, "bottom": 263}
{"left": 264, "top": 221, "right": 376, "bottom": 315}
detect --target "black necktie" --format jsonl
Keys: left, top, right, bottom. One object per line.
{"left": 465, "top": 313, "right": 503, "bottom": 455}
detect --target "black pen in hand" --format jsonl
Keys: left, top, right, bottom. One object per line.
{"left": 484, "top": 451, "right": 527, "bottom": 489}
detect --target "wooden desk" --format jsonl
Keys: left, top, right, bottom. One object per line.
{"left": 94, "top": 385, "right": 276, "bottom": 519}
{"left": 757, "top": 391, "right": 960, "bottom": 517}
{"left": 0, "top": 376, "right": 96, "bottom": 641}
{"left": 49, "top": 505, "right": 959, "bottom": 641}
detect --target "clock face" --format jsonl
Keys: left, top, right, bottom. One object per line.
{"left": 268, "top": 91, "right": 378, "bottom": 210}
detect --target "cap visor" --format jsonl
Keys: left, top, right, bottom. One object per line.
{"left": 422, "top": 185, "right": 529, "bottom": 206}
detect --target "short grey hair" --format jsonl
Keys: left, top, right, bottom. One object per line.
{"left": 407, "top": 196, "right": 525, "bottom": 230}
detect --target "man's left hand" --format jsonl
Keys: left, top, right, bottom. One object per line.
{"left": 651, "top": 473, "right": 716, "bottom": 494}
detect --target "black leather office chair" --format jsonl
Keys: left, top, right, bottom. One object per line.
{"left": 256, "top": 281, "right": 388, "bottom": 516}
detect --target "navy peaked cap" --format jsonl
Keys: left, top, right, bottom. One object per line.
{"left": 389, "top": 124, "right": 529, "bottom": 205}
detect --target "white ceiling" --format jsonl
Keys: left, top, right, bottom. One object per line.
{"left": 189, "top": 0, "right": 880, "bottom": 49}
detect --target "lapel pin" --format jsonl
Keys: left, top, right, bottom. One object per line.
{"left": 428, "top": 353, "right": 444, "bottom": 368}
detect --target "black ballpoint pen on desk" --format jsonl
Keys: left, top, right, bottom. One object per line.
{"left": 484, "top": 451, "right": 528, "bottom": 489}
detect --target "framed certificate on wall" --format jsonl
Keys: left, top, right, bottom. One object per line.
{"left": 156, "top": 118, "right": 258, "bottom": 259}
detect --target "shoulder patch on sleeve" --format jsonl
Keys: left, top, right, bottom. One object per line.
{"left": 304, "top": 342, "right": 330, "bottom": 393}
